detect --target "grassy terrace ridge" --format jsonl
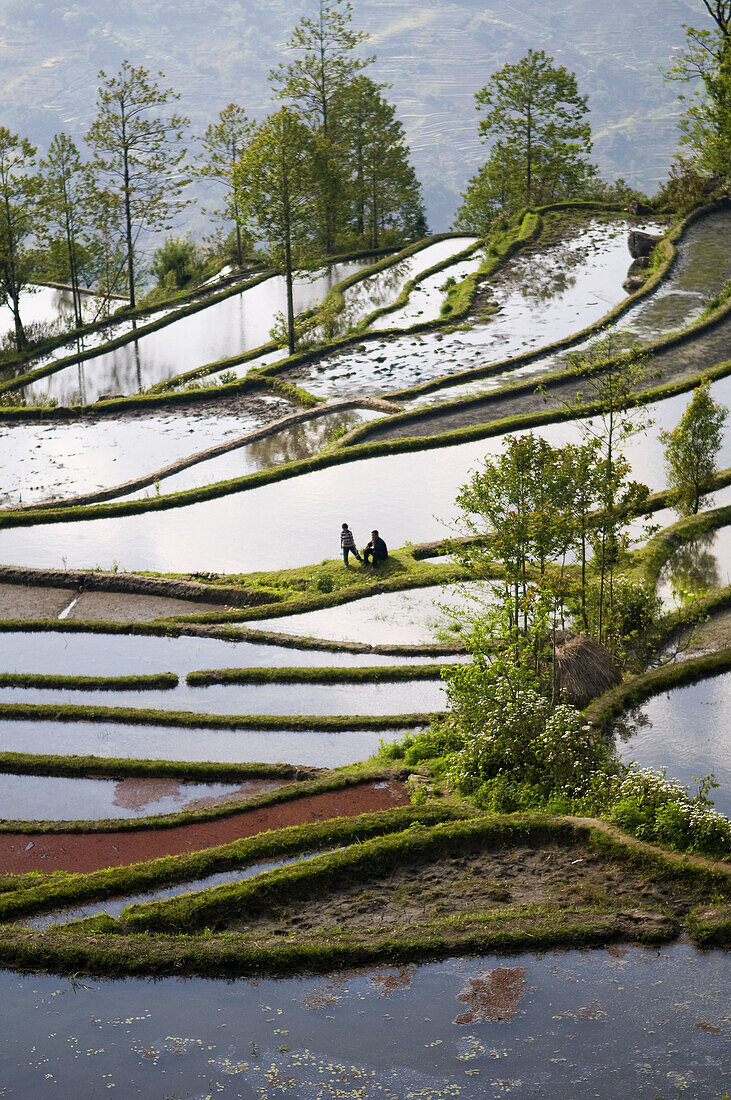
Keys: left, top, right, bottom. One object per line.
{"left": 185, "top": 663, "right": 461, "bottom": 685}
{"left": 0, "top": 700, "right": 438, "bottom": 731}
{"left": 5, "top": 333, "right": 731, "bottom": 531}
{"left": 0, "top": 811, "right": 726, "bottom": 977}
{"left": 0, "top": 768, "right": 404, "bottom": 836}
{"left": 117, "top": 813, "right": 728, "bottom": 934}
{"left": 0, "top": 910, "right": 677, "bottom": 980}
{"left": 0, "top": 751, "right": 320, "bottom": 783}
{"left": 0, "top": 672, "right": 178, "bottom": 691}
{"left": 584, "top": 645, "right": 731, "bottom": 732}
{"left": 0, "top": 805, "right": 464, "bottom": 921}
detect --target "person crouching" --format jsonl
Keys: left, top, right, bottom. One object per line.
{"left": 363, "top": 530, "right": 388, "bottom": 568}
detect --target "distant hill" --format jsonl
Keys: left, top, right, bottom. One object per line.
{"left": 1, "top": 0, "right": 700, "bottom": 230}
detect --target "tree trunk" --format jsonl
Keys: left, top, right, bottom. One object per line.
{"left": 282, "top": 160, "right": 295, "bottom": 357}
{"left": 121, "top": 111, "right": 135, "bottom": 309}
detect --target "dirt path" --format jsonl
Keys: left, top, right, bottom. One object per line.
{"left": 0, "top": 780, "right": 409, "bottom": 874}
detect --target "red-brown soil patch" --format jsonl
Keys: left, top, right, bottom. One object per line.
{"left": 0, "top": 780, "right": 408, "bottom": 874}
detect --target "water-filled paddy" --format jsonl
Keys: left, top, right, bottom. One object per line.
{"left": 332, "top": 237, "right": 478, "bottom": 335}
{"left": 21, "top": 260, "right": 370, "bottom": 405}
{"left": 402, "top": 207, "right": 731, "bottom": 409}
{"left": 370, "top": 249, "right": 484, "bottom": 330}
{"left": 0, "top": 719, "right": 404, "bottom": 767}
{"left": 289, "top": 218, "right": 664, "bottom": 399}
{"left": 256, "top": 582, "right": 493, "bottom": 645}
{"left": 9, "top": 374, "right": 731, "bottom": 573}
{"left": 0, "top": 945, "right": 726, "bottom": 1098}
{"left": 120, "top": 407, "right": 384, "bottom": 501}
{"left": 0, "top": 402, "right": 292, "bottom": 507}
{"left": 0, "top": 773, "right": 284, "bottom": 821}
{"left": 0, "top": 678, "right": 447, "bottom": 715}
{"left": 0, "top": 283, "right": 102, "bottom": 341}
{"left": 616, "top": 670, "right": 731, "bottom": 814}
{"left": 0, "top": 631, "right": 459, "bottom": 677}
{"left": 24, "top": 851, "right": 335, "bottom": 928}
{"left": 656, "top": 521, "right": 731, "bottom": 609}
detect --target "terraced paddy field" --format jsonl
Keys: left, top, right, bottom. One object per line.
{"left": 0, "top": 203, "right": 729, "bottom": 1092}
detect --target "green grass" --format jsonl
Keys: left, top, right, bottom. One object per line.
{"left": 0, "top": 804, "right": 464, "bottom": 922}
{"left": 0, "top": 700, "right": 438, "bottom": 731}
{"left": 0, "top": 672, "right": 178, "bottom": 691}
{"left": 186, "top": 663, "right": 461, "bottom": 686}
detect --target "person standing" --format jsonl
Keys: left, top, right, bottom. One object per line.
{"left": 340, "top": 522, "right": 362, "bottom": 565}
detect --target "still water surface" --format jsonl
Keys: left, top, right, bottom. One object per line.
{"left": 616, "top": 670, "right": 731, "bottom": 814}
{"left": 0, "top": 945, "right": 726, "bottom": 1097}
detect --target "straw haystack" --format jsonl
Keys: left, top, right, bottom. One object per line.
{"left": 554, "top": 631, "right": 622, "bottom": 708}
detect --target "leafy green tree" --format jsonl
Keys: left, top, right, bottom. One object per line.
{"left": 661, "top": 379, "right": 728, "bottom": 515}
{"left": 199, "top": 103, "right": 253, "bottom": 268}
{"left": 86, "top": 60, "right": 190, "bottom": 309}
{"left": 454, "top": 145, "right": 525, "bottom": 233}
{"left": 465, "top": 49, "right": 596, "bottom": 223}
{"left": 667, "top": 1, "right": 730, "bottom": 181}
{"left": 271, "top": 0, "right": 373, "bottom": 251}
{"left": 454, "top": 432, "right": 580, "bottom": 691}
{"left": 564, "top": 337, "right": 650, "bottom": 643}
{"left": 235, "top": 108, "right": 316, "bottom": 355}
{"left": 333, "top": 76, "right": 426, "bottom": 247}
{"left": 150, "top": 236, "right": 204, "bottom": 290}
{"left": 0, "top": 128, "right": 38, "bottom": 351}
{"left": 38, "top": 133, "right": 92, "bottom": 329}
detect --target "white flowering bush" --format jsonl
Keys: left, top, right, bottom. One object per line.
{"left": 445, "top": 675, "right": 607, "bottom": 802}
{"left": 609, "top": 765, "right": 731, "bottom": 856}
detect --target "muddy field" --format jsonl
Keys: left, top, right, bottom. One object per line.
{"left": 224, "top": 838, "right": 702, "bottom": 935}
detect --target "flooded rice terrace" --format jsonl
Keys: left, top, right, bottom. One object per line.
{"left": 1, "top": 207, "right": 730, "bottom": 1095}
{"left": 288, "top": 216, "right": 666, "bottom": 399}
{"left": 0, "top": 945, "right": 727, "bottom": 1098}
{"left": 616, "top": 670, "right": 731, "bottom": 815}
{"left": 7, "top": 371, "right": 731, "bottom": 573}
{"left": 20, "top": 259, "right": 371, "bottom": 405}
{"left": 0, "top": 717, "right": 402, "bottom": 767}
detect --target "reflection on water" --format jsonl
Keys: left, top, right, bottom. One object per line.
{"left": 122, "top": 409, "right": 382, "bottom": 501}
{"left": 290, "top": 219, "right": 659, "bottom": 399}
{"left": 615, "top": 670, "right": 731, "bottom": 814}
{"left": 334, "top": 238, "right": 478, "bottom": 337}
{"left": 0, "top": 631, "right": 458, "bottom": 678}
{"left": 657, "top": 532, "right": 721, "bottom": 608}
{"left": 657, "top": 523, "right": 731, "bottom": 610}
{"left": 0, "top": 284, "right": 104, "bottom": 345}
{"left": 0, "top": 402, "right": 292, "bottom": 507}
{"left": 0, "top": 719, "right": 404, "bottom": 767}
{"left": 371, "top": 251, "right": 484, "bottom": 330}
{"left": 0, "top": 945, "right": 726, "bottom": 1097}
{"left": 22, "top": 260, "right": 369, "bottom": 405}
{"left": 9, "top": 376, "right": 731, "bottom": 575}
{"left": 400, "top": 209, "right": 731, "bottom": 410}
{"left": 0, "top": 773, "right": 283, "bottom": 821}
